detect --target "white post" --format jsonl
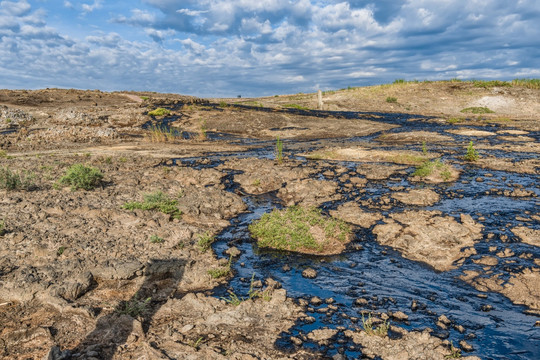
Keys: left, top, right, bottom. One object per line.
{"left": 317, "top": 90, "right": 323, "bottom": 110}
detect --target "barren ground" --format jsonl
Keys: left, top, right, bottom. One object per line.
{"left": 0, "top": 82, "right": 538, "bottom": 359}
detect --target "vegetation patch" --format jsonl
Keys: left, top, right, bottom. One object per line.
{"left": 412, "top": 159, "right": 455, "bottom": 182}
{"left": 197, "top": 232, "right": 215, "bottom": 252}
{"left": 146, "top": 124, "right": 177, "bottom": 142}
{"left": 123, "top": 191, "right": 182, "bottom": 219}
{"left": 249, "top": 206, "right": 352, "bottom": 255}
{"left": 464, "top": 141, "right": 479, "bottom": 162}
{"left": 283, "top": 103, "right": 308, "bottom": 110}
{"left": 511, "top": 78, "right": 540, "bottom": 89}
{"left": 472, "top": 80, "right": 511, "bottom": 88}
{"left": 0, "top": 219, "right": 6, "bottom": 236}
{"left": 147, "top": 107, "right": 171, "bottom": 116}
{"left": 117, "top": 295, "right": 151, "bottom": 318}
{"left": 0, "top": 167, "right": 35, "bottom": 191}
{"left": 362, "top": 313, "right": 390, "bottom": 337}
{"left": 58, "top": 164, "right": 103, "bottom": 191}
{"left": 386, "top": 96, "right": 398, "bottom": 103}
{"left": 275, "top": 136, "right": 284, "bottom": 164}
{"left": 460, "top": 107, "right": 494, "bottom": 114}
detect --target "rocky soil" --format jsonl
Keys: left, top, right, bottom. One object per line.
{"left": 0, "top": 83, "right": 539, "bottom": 359}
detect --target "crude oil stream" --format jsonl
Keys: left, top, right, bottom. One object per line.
{"left": 165, "top": 108, "right": 540, "bottom": 359}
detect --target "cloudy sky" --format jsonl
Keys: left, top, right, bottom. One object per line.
{"left": 1, "top": 1, "right": 539, "bottom": 97}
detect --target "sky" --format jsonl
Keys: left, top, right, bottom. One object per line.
{"left": 1, "top": 0, "right": 539, "bottom": 97}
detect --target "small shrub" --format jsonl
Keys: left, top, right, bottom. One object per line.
{"left": 0, "top": 219, "right": 6, "bottom": 236}
{"left": 58, "top": 164, "right": 103, "bottom": 190}
{"left": 412, "top": 159, "right": 455, "bottom": 182}
{"left": 460, "top": 107, "right": 494, "bottom": 114}
{"left": 275, "top": 136, "right": 284, "bottom": 164}
{"left": 362, "top": 313, "right": 390, "bottom": 337}
{"left": 0, "top": 167, "right": 35, "bottom": 190}
{"left": 464, "top": 141, "right": 479, "bottom": 162}
{"left": 422, "top": 141, "right": 428, "bottom": 155}
{"left": 219, "top": 101, "right": 228, "bottom": 107}
{"left": 146, "top": 125, "right": 176, "bottom": 142}
{"left": 150, "top": 235, "right": 164, "bottom": 244}
{"left": 197, "top": 232, "right": 215, "bottom": 252}
{"left": 386, "top": 96, "right": 398, "bottom": 103}
{"left": 147, "top": 108, "right": 170, "bottom": 116}
{"left": 123, "top": 191, "right": 182, "bottom": 219}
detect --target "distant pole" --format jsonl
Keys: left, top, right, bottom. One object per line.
{"left": 317, "top": 90, "right": 323, "bottom": 110}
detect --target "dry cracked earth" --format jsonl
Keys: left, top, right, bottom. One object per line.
{"left": 0, "top": 83, "right": 539, "bottom": 360}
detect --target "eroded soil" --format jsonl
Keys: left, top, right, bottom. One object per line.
{"left": 1, "top": 85, "right": 539, "bottom": 359}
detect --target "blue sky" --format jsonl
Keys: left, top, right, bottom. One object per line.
{"left": 1, "top": 0, "right": 539, "bottom": 97}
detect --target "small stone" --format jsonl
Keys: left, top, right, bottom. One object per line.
{"left": 302, "top": 268, "right": 317, "bottom": 279}
{"left": 454, "top": 324, "right": 466, "bottom": 333}
{"left": 290, "top": 336, "right": 303, "bottom": 346}
{"left": 438, "top": 314, "right": 451, "bottom": 325}
{"left": 224, "top": 246, "right": 241, "bottom": 257}
{"left": 180, "top": 324, "right": 194, "bottom": 334}
{"left": 534, "top": 321, "right": 540, "bottom": 327}
{"left": 391, "top": 311, "right": 409, "bottom": 321}
{"left": 282, "top": 264, "right": 291, "bottom": 272}
{"left": 303, "top": 316, "right": 316, "bottom": 323}
{"left": 310, "top": 296, "right": 323, "bottom": 306}
{"left": 325, "top": 297, "right": 335, "bottom": 304}
{"left": 354, "top": 298, "right": 369, "bottom": 307}
{"left": 476, "top": 177, "right": 484, "bottom": 182}
{"left": 459, "top": 340, "right": 474, "bottom": 352}
{"left": 481, "top": 304, "right": 494, "bottom": 312}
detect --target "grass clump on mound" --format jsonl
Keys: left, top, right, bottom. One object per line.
{"left": 58, "top": 164, "right": 103, "bottom": 190}
{"left": 249, "top": 206, "right": 352, "bottom": 255}
{"left": 460, "top": 107, "right": 494, "bottom": 114}
{"left": 123, "top": 191, "right": 182, "bottom": 219}
{"left": 147, "top": 108, "right": 171, "bottom": 116}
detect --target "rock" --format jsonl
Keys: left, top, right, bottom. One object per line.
{"left": 290, "top": 336, "right": 303, "bottom": 346}
{"left": 391, "top": 311, "right": 409, "bottom": 321}
{"left": 282, "top": 264, "right": 291, "bottom": 272}
{"left": 354, "top": 298, "right": 369, "bottom": 307}
{"left": 391, "top": 189, "right": 441, "bottom": 206}
{"left": 481, "top": 304, "right": 494, "bottom": 312}
{"left": 373, "top": 211, "right": 483, "bottom": 271}
{"left": 225, "top": 246, "right": 241, "bottom": 257}
{"left": 438, "top": 315, "right": 451, "bottom": 325}
{"left": 307, "top": 328, "right": 338, "bottom": 344}
{"left": 511, "top": 226, "right": 540, "bottom": 247}
{"left": 302, "top": 268, "right": 318, "bottom": 279}
{"left": 329, "top": 202, "right": 383, "bottom": 228}
{"left": 310, "top": 296, "right": 323, "bottom": 306}
{"left": 459, "top": 340, "right": 474, "bottom": 352}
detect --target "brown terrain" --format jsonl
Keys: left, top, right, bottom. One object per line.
{"left": 0, "top": 81, "right": 538, "bottom": 359}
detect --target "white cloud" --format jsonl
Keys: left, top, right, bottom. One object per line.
{"left": 82, "top": 0, "right": 103, "bottom": 14}
{"left": 0, "top": 0, "right": 31, "bottom": 16}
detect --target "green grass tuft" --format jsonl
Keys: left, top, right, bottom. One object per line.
{"left": 197, "top": 232, "right": 215, "bottom": 252}
{"left": 362, "top": 313, "right": 390, "bottom": 337}
{"left": 386, "top": 96, "right": 398, "bottom": 103}
{"left": 58, "top": 164, "right": 103, "bottom": 191}
{"left": 123, "top": 191, "right": 181, "bottom": 219}
{"left": 283, "top": 103, "right": 308, "bottom": 110}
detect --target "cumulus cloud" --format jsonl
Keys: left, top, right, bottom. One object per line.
{"left": 1, "top": 0, "right": 540, "bottom": 96}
